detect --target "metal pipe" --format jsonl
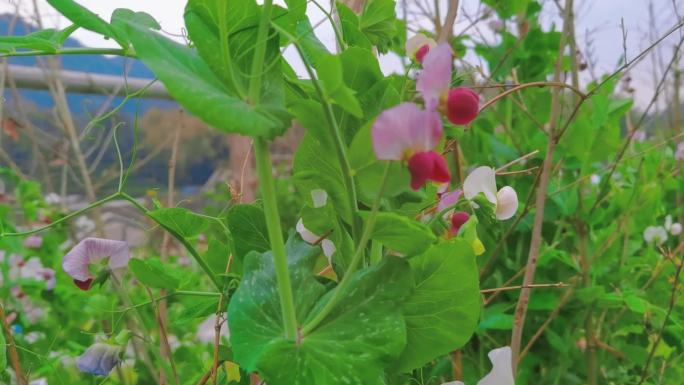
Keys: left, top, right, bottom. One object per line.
{"left": 2, "top": 64, "right": 171, "bottom": 100}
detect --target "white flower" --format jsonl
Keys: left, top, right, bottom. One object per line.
{"left": 665, "top": 215, "right": 682, "bottom": 236}
{"left": 442, "top": 346, "right": 514, "bottom": 385}
{"left": 464, "top": 166, "right": 519, "bottom": 220}
{"left": 644, "top": 226, "right": 668, "bottom": 244}
{"left": 310, "top": 189, "right": 328, "bottom": 208}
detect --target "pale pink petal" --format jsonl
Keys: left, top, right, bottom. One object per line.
{"left": 321, "top": 239, "right": 336, "bottom": 263}
{"left": 442, "top": 382, "right": 465, "bottom": 385}
{"left": 438, "top": 189, "right": 463, "bottom": 212}
{"left": 496, "top": 186, "right": 518, "bottom": 220}
{"left": 463, "top": 166, "right": 498, "bottom": 204}
{"left": 670, "top": 223, "right": 682, "bottom": 235}
{"left": 478, "top": 346, "right": 515, "bottom": 385}
{"left": 23, "top": 235, "right": 43, "bottom": 249}
{"left": 62, "top": 238, "right": 130, "bottom": 282}
{"left": 372, "top": 103, "right": 442, "bottom": 160}
{"left": 417, "top": 43, "right": 453, "bottom": 110}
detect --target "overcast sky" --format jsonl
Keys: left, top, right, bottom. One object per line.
{"left": 2, "top": 0, "right": 683, "bottom": 108}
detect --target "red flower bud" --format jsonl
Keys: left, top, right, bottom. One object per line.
{"left": 445, "top": 87, "right": 479, "bottom": 125}
{"left": 407, "top": 151, "right": 451, "bottom": 190}
{"left": 450, "top": 211, "right": 470, "bottom": 234}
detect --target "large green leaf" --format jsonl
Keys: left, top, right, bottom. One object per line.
{"left": 228, "top": 237, "right": 412, "bottom": 384}
{"left": 184, "top": 0, "right": 291, "bottom": 134}
{"left": 226, "top": 204, "right": 270, "bottom": 260}
{"left": 123, "top": 18, "right": 287, "bottom": 138}
{"left": 362, "top": 212, "right": 437, "bottom": 256}
{"left": 148, "top": 207, "right": 209, "bottom": 239}
{"left": 293, "top": 134, "right": 352, "bottom": 225}
{"left": 394, "top": 240, "right": 480, "bottom": 372}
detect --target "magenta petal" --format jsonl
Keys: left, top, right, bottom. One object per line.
{"left": 438, "top": 189, "right": 463, "bottom": 212}
{"left": 450, "top": 211, "right": 470, "bottom": 234}
{"left": 62, "top": 238, "right": 130, "bottom": 282}
{"left": 417, "top": 43, "right": 453, "bottom": 110}
{"left": 372, "top": 103, "right": 443, "bottom": 160}
{"left": 408, "top": 151, "right": 451, "bottom": 190}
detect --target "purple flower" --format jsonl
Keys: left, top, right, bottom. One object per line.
{"left": 76, "top": 342, "right": 122, "bottom": 376}
{"left": 62, "top": 238, "right": 130, "bottom": 291}
{"left": 23, "top": 235, "right": 43, "bottom": 249}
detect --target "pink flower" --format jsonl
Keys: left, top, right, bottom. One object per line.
{"left": 417, "top": 43, "right": 480, "bottom": 125}
{"left": 372, "top": 102, "right": 450, "bottom": 190}
{"left": 23, "top": 235, "right": 43, "bottom": 249}
{"left": 464, "top": 166, "right": 518, "bottom": 220}
{"left": 62, "top": 238, "right": 130, "bottom": 291}
{"left": 438, "top": 189, "right": 463, "bottom": 212}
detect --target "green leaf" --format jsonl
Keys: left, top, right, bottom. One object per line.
{"left": 123, "top": 19, "right": 287, "bottom": 138}
{"left": 129, "top": 258, "right": 181, "bottom": 290}
{"left": 394, "top": 240, "right": 479, "bottom": 371}
{"left": 228, "top": 237, "right": 412, "bottom": 384}
{"left": 148, "top": 207, "right": 209, "bottom": 239}
{"left": 226, "top": 204, "right": 270, "bottom": 260}
{"left": 293, "top": 18, "right": 330, "bottom": 66}
{"left": 205, "top": 238, "right": 233, "bottom": 275}
{"left": 482, "top": 0, "right": 530, "bottom": 18}
{"left": 110, "top": 8, "right": 160, "bottom": 43}
{"left": 46, "top": 0, "right": 127, "bottom": 47}
{"left": 174, "top": 297, "right": 220, "bottom": 324}
{"left": 294, "top": 134, "right": 352, "bottom": 224}
{"left": 317, "top": 54, "right": 363, "bottom": 118}
{"left": 361, "top": 212, "right": 436, "bottom": 256}
{"left": 359, "top": 0, "right": 397, "bottom": 53}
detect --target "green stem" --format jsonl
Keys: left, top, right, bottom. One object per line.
{"left": 271, "top": 22, "right": 361, "bottom": 242}
{"left": 254, "top": 138, "right": 299, "bottom": 340}
{"left": 301, "top": 162, "right": 391, "bottom": 335}
{"left": 248, "top": 0, "right": 298, "bottom": 340}
{"left": 0, "top": 47, "right": 132, "bottom": 58}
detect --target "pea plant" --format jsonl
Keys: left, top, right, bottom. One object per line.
{"left": 1, "top": 0, "right": 683, "bottom": 384}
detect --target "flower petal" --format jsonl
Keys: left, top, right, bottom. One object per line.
{"left": 62, "top": 238, "right": 130, "bottom": 282}
{"left": 463, "top": 166, "right": 497, "bottom": 204}
{"left": 670, "top": 222, "right": 682, "bottom": 236}
{"left": 450, "top": 211, "right": 470, "bottom": 234}
{"left": 23, "top": 235, "right": 43, "bottom": 249}
{"left": 408, "top": 151, "right": 451, "bottom": 190}
{"left": 438, "top": 189, "right": 463, "bottom": 212}
{"left": 321, "top": 239, "right": 336, "bottom": 262}
{"left": 665, "top": 215, "right": 673, "bottom": 230}
{"left": 76, "top": 342, "right": 122, "bottom": 376}
{"left": 496, "top": 186, "right": 518, "bottom": 220}
{"left": 417, "top": 43, "right": 453, "bottom": 110}
{"left": 478, "top": 346, "right": 515, "bottom": 385}
{"left": 372, "top": 103, "right": 443, "bottom": 160}
{"left": 406, "top": 34, "right": 436, "bottom": 60}
{"left": 296, "top": 219, "right": 320, "bottom": 244}
{"left": 310, "top": 189, "right": 328, "bottom": 208}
